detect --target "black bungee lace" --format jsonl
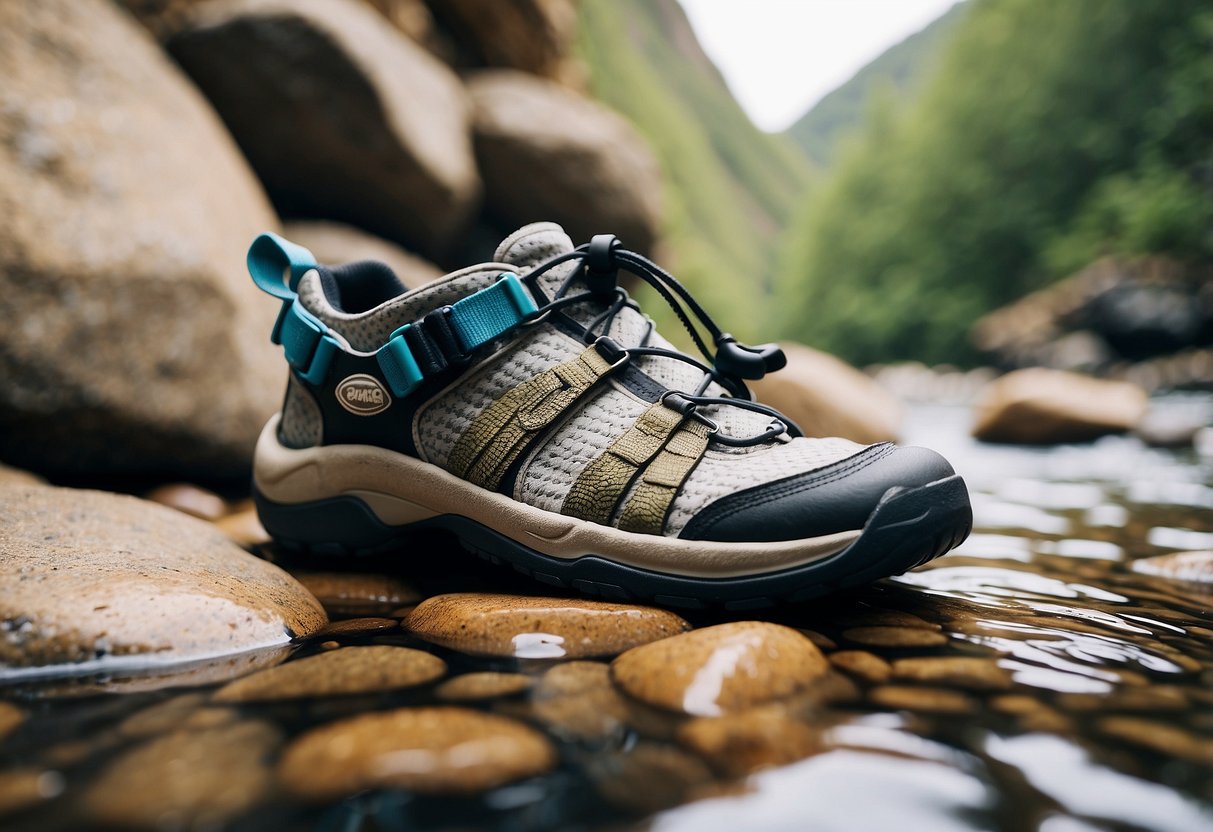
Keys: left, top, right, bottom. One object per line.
{"left": 520, "top": 241, "right": 800, "bottom": 448}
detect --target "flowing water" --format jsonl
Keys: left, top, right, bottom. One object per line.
{"left": 2, "top": 401, "right": 1211, "bottom": 832}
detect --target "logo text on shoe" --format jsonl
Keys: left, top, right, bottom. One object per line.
{"left": 336, "top": 374, "right": 392, "bottom": 416}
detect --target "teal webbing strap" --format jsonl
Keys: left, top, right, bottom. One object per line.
{"left": 247, "top": 231, "right": 540, "bottom": 397}
{"left": 247, "top": 232, "right": 340, "bottom": 384}
{"left": 447, "top": 274, "right": 538, "bottom": 352}
{"left": 377, "top": 274, "right": 538, "bottom": 398}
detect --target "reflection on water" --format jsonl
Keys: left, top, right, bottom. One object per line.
{"left": 1, "top": 401, "right": 1212, "bottom": 831}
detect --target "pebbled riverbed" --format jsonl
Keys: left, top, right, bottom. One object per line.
{"left": 1, "top": 401, "right": 1211, "bottom": 832}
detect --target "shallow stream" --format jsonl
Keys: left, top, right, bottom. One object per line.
{"left": 2, "top": 401, "right": 1211, "bottom": 832}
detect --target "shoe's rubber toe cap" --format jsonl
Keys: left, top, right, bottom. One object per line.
{"left": 679, "top": 444, "right": 957, "bottom": 543}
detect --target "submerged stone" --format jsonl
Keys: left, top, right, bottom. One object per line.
{"left": 676, "top": 706, "right": 821, "bottom": 777}
{"left": 278, "top": 707, "right": 556, "bottom": 798}
{"left": 214, "top": 645, "right": 446, "bottom": 702}
{"left": 829, "top": 651, "right": 893, "bottom": 684}
{"left": 289, "top": 571, "right": 421, "bottom": 617}
{"left": 0, "top": 768, "right": 63, "bottom": 817}
{"left": 83, "top": 721, "right": 281, "bottom": 829}
{"left": 589, "top": 743, "right": 714, "bottom": 815}
{"left": 890, "top": 657, "right": 1013, "bottom": 691}
{"left": 435, "top": 672, "right": 533, "bottom": 702}
{"left": 611, "top": 622, "right": 829, "bottom": 716}
{"left": 841, "top": 627, "right": 949, "bottom": 648}
{"left": 0, "top": 702, "right": 23, "bottom": 741}
{"left": 0, "top": 486, "right": 326, "bottom": 673}
{"left": 869, "top": 686, "right": 975, "bottom": 714}
{"left": 404, "top": 592, "right": 689, "bottom": 658}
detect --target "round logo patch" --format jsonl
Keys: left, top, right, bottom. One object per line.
{"left": 335, "top": 374, "right": 392, "bottom": 416}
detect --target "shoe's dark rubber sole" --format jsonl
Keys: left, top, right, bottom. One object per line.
{"left": 254, "top": 474, "right": 972, "bottom": 610}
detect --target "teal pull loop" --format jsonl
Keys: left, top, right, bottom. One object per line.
{"left": 247, "top": 231, "right": 317, "bottom": 301}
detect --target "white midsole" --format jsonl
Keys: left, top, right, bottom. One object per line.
{"left": 253, "top": 416, "right": 861, "bottom": 579}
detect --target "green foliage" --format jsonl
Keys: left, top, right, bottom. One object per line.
{"left": 576, "top": 0, "right": 812, "bottom": 339}
{"left": 784, "top": 2, "right": 967, "bottom": 167}
{"left": 777, "top": 0, "right": 1213, "bottom": 366}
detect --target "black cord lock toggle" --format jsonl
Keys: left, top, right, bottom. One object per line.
{"left": 713, "top": 334, "right": 787, "bottom": 380}
{"left": 584, "top": 234, "right": 622, "bottom": 296}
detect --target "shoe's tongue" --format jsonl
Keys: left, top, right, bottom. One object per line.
{"left": 494, "top": 222, "right": 583, "bottom": 301}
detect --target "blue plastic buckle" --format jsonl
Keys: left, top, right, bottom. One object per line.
{"left": 277, "top": 299, "right": 340, "bottom": 385}
{"left": 378, "top": 323, "right": 425, "bottom": 398}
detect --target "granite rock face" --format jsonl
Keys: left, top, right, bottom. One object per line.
{"left": 0, "top": 485, "right": 326, "bottom": 673}
{"left": 0, "top": 0, "right": 282, "bottom": 480}
{"left": 168, "top": 0, "right": 480, "bottom": 259}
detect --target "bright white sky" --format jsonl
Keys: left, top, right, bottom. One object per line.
{"left": 678, "top": 0, "right": 960, "bottom": 132}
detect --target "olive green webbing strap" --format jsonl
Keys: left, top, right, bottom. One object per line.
{"left": 616, "top": 420, "right": 711, "bottom": 535}
{"left": 448, "top": 345, "right": 619, "bottom": 491}
{"left": 561, "top": 401, "right": 686, "bottom": 525}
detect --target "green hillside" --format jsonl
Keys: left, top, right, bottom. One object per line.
{"left": 776, "top": 0, "right": 1213, "bottom": 366}
{"left": 784, "top": 3, "right": 967, "bottom": 167}
{"left": 576, "top": 0, "right": 813, "bottom": 337}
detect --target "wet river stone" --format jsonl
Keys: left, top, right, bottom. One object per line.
{"left": 0, "top": 486, "right": 326, "bottom": 671}
{"left": 214, "top": 645, "right": 445, "bottom": 702}
{"left": 404, "top": 592, "right": 689, "bottom": 658}
{"left": 829, "top": 650, "right": 893, "bottom": 684}
{"left": 842, "top": 626, "right": 949, "bottom": 648}
{"left": 0, "top": 701, "right": 23, "bottom": 741}
{"left": 278, "top": 707, "right": 556, "bottom": 798}
{"left": 289, "top": 571, "right": 421, "bottom": 617}
{"left": 869, "top": 686, "right": 976, "bottom": 714}
{"left": 0, "top": 769, "right": 63, "bottom": 817}
{"left": 890, "top": 657, "right": 1014, "bottom": 691}
{"left": 83, "top": 721, "right": 281, "bottom": 829}
{"left": 676, "top": 705, "right": 820, "bottom": 778}
{"left": 435, "top": 672, "right": 533, "bottom": 702}
{"left": 611, "top": 622, "right": 829, "bottom": 716}
{"left": 972, "top": 368, "right": 1147, "bottom": 444}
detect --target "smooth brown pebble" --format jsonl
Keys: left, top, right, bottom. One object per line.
{"left": 829, "top": 651, "right": 892, "bottom": 684}
{"left": 842, "top": 626, "right": 949, "bottom": 648}
{"left": 312, "top": 617, "right": 400, "bottom": 639}
{"left": 0, "top": 769, "right": 64, "bottom": 817}
{"left": 890, "top": 657, "right": 1013, "bottom": 691}
{"left": 278, "top": 707, "right": 555, "bottom": 798}
{"left": 405, "top": 592, "right": 689, "bottom": 658}
{"left": 677, "top": 706, "right": 820, "bottom": 778}
{"left": 611, "top": 622, "right": 829, "bottom": 716}
{"left": 146, "top": 483, "right": 228, "bottom": 521}
{"left": 214, "top": 646, "right": 445, "bottom": 702}
{"left": 0, "top": 702, "right": 24, "bottom": 742}
{"left": 435, "top": 672, "right": 533, "bottom": 702}
{"left": 119, "top": 693, "right": 209, "bottom": 738}
{"left": 798, "top": 629, "right": 837, "bottom": 650}
{"left": 589, "top": 743, "right": 714, "bottom": 815}
{"left": 1131, "top": 551, "right": 1213, "bottom": 586}
{"left": 83, "top": 721, "right": 281, "bottom": 829}
{"left": 290, "top": 571, "right": 421, "bottom": 616}
{"left": 869, "top": 686, "right": 975, "bottom": 714}
{"left": 525, "top": 662, "right": 628, "bottom": 741}
{"left": 214, "top": 504, "right": 269, "bottom": 546}
{"left": 839, "top": 608, "right": 940, "bottom": 630}
{"left": 1097, "top": 716, "right": 1213, "bottom": 764}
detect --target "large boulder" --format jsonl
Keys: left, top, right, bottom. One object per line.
{"left": 751, "top": 343, "right": 901, "bottom": 443}
{"left": 972, "top": 368, "right": 1148, "bottom": 444}
{"left": 468, "top": 71, "right": 663, "bottom": 254}
{"left": 0, "top": 0, "right": 282, "bottom": 481}
{"left": 425, "top": 0, "right": 581, "bottom": 85}
{"left": 283, "top": 221, "right": 443, "bottom": 288}
{"left": 168, "top": 0, "right": 480, "bottom": 260}
{"left": 0, "top": 484, "right": 326, "bottom": 675}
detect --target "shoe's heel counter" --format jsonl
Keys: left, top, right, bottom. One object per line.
{"left": 278, "top": 372, "right": 324, "bottom": 449}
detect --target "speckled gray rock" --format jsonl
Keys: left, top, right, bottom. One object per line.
{"left": 0, "top": 485, "right": 327, "bottom": 673}
{"left": 168, "top": 0, "right": 480, "bottom": 258}
{"left": 468, "top": 70, "right": 662, "bottom": 253}
{"left": 0, "top": 0, "right": 282, "bottom": 480}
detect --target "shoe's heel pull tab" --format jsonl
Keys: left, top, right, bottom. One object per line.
{"left": 714, "top": 335, "right": 787, "bottom": 380}
{"left": 584, "top": 234, "right": 622, "bottom": 296}
{"left": 247, "top": 232, "right": 316, "bottom": 301}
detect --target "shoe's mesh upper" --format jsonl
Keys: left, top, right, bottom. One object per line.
{"left": 289, "top": 222, "right": 868, "bottom": 536}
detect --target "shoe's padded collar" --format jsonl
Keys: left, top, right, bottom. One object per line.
{"left": 679, "top": 445, "right": 956, "bottom": 543}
